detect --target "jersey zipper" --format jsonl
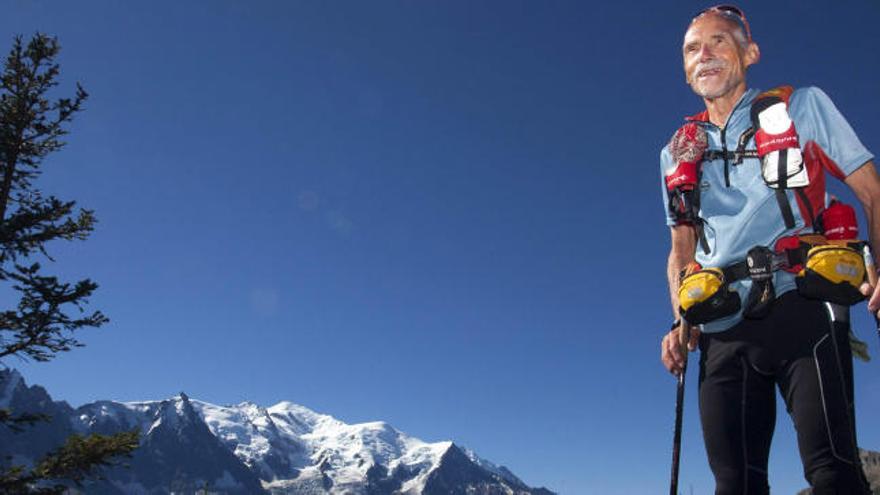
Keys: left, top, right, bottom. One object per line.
{"left": 720, "top": 127, "right": 730, "bottom": 187}
{"left": 691, "top": 89, "right": 758, "bottom": 188}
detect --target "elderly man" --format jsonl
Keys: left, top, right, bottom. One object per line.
{"left": 659, "top": 5, "right": 879, "bottom": 494}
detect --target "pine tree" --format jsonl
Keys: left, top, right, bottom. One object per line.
{"left": 0, "top": 33, "right": 138, "bottom": 493}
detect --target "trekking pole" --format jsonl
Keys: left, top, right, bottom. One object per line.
{"left": 669, "top": 322, "right": 690, "bottom": 495}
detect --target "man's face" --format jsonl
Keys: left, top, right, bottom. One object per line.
{"left": 682, "top": 14, "right": 757, "bottom": 100}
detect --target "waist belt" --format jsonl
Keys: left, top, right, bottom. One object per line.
{"left": 679, "top": 236, "right": 868, "bottom": 325}
{"left": 721, "top": 243, "right": 811, "bottom": 284}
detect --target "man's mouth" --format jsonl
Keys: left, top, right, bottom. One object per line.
{"left": 697, "top": 67, "right": 723, "bottom": 78}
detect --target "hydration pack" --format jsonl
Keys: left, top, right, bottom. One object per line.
{"left": 666, "top": 86, "right": 821, "bottom": 253}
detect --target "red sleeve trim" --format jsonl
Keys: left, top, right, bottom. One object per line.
{"left": 804, "top": 140, "right": 847, "bottom": 181}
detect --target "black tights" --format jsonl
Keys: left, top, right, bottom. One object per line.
{"left": 698, "top": 292, "right": 870, "bottom": 495}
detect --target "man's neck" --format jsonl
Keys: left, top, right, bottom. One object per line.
{"left": 702, "top": 84, "right": 747, "bottom": 127}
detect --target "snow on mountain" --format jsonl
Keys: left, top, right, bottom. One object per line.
{"left": 193, "top": 398, "right": 457, "bottom": 493}
{"left": 462, "top": 445, "right": 529, "bottom": 487}
{"left": 0, "top": 369, "right": 554, "bottom": 494}
{"left": 73, "top": 400, "right": 157, "bottom": 435}
{"left": 194, "top": 399, "right": 309, "bottom": 484}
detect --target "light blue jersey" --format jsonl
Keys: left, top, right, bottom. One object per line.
{"left": 660, "top": 87, "right": 873, "bottom": 333}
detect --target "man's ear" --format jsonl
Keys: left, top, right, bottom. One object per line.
{"left": 745, "top": 41, "right": 761, "bottom": 67}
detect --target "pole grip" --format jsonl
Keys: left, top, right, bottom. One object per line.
{"left": 678, "top": 321, "right": 691, "bottom": 364}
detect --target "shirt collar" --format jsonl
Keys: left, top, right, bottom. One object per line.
{"left": 684, "top": 88, "right": 761, "bottom": 126}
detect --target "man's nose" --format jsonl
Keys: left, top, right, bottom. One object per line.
{"left": 698, "top": 44, "right": 714, "bottom": 60}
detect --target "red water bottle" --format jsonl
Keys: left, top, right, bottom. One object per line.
{"left": 822, "top": 200, "right": 858, "bottom": 242}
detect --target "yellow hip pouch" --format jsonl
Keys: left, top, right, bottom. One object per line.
{"left": 678, "top": 268, "right": 741, "bottom": 325}
{"left": 796, "top": 244, "right": 866, "bottom": 306}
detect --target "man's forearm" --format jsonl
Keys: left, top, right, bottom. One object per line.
{"left": 843, "top": 162, "right": 880, "bottom": 271}
{"left": 863, "top": 199, "right": 880, "bottom": 276}
{"left": 667, "top": 225, "right": 698, "bottom": 319}
{"left": 668, "top": 253, "right": 686, "bottom": 319}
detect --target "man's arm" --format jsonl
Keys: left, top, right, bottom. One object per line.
{"left": 667, "top": 224, "right": 698, "bottom": 317}
{"left": 843, "top": 160, "right": 880, "bottom": 313}
{"left": 661, "top": 224, "right": 699, "bottom": 374}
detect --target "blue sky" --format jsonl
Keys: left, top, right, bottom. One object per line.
{"left": 4, "top": 1, "right": 880, "bottom": 493}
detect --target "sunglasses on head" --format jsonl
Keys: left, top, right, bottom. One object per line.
{"left": 695, "top": 4, "right": 752, "bottom": 42}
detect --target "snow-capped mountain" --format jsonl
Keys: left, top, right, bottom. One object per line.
{"left": 0, "top": 369, "right": 554, "bottom": 494}
{"left": 195, "top": 399, "right": 451, "bottom": 493}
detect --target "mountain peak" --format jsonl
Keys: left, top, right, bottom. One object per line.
{"left": 268, "top": 400, "right": 337, "bottom": 432}
{"left": 0, "top": 367, "right": 22, "bottom": 380}
{"left": 0, "top": 367, "right": 24, "bottom": 408}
